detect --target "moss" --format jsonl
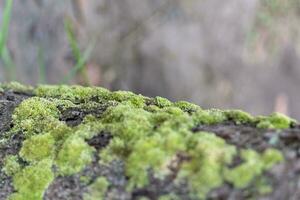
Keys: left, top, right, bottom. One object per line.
{"left": 83, "top": 177, "right": 109, "bottom": 200}
{"left": 0, "top": 82, "right": 34, "bottom": 93}
{"left": 224, "top": 109, "right": 254, "bottom": 124}
{"left": 56, "top": 136, "right": 94, "bottom": 175}
{"left": 2, "top": 155, "right": 21, "bottom": 176}
{"left": 109, "top": 91, "right": 146, "bottom": 108}
{"left": 1, "top": 83, "right": 292, "bottom": 199}
{"left": 193, "top": 109, "right": 227, "bottom": 125}
{"left": 180, "top": 132, "right": 236, "bottom": 198}
{"left": 174, "top": 101, "right": 201, "bottom": 113}
{"left": 256, "top": 112, "right": 297, "bottom": 129}
{"left": 12, "top": 97, "right": 60, "bottom": 137}
{"left": 10, "top": 159, "right": 54, "bottom": 200}
{"left": 35, "top": 85, "right": 97, "bottom": 103}
{"left": 153, "top": 96, "right": 173, "bottom": 108}
{"left": 20, "top": 133, "right": 55, "bottom": 162}
{"left": 224, "top": 148, "right": 283, "bottom": 188}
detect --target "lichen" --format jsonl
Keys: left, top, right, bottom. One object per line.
{"left": 0, "top": 83, "right": 292, "bottom": 199}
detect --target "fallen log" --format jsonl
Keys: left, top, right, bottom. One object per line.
{"left": 0, "top": 82, "right": 299, "bottom": 200}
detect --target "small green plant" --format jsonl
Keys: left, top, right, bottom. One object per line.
{"left": 62, "top": 18, "right": 94, "bottom": 85}
{"left": 0, "top": 0, "right": 15, "bottom": 81}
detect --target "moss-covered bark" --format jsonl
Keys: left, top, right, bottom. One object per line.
{"left": 0, "top": 82, "right": 299, "bottom": 200}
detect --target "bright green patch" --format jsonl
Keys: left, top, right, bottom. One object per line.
{"left": 20, "top": 133, "right": 55, "bottom": 162}
{"left": 12, "top": 97, "right": 59, "bottom": 137}
{"left": 256, "top": 112, "right": 297, "bottom": 129}
{"left": 174, "top": 100, "right": 201, "bottom": 112}
{"left": 224, "top": 109, "right": 254, "bottom": 124}
{"left": 181, "top": 132, "right": 236, "bottom": 198}
{"left": 0, "top": 82, "right": 33, "bottom": 93}
{"left": 2, "top": 155, "right": 21, "bottom": 176}
{"left": 224, "top": 148, "right": 283, "bottom": 188}
{"left": 56, "top": 136, "right": 94, "bottom": 175}
{"left": 10, "top": 159, "right": 54, "bottom": 200}
{"left": 193, "top": 109, "right": 227, "bottom": 125}
{"left": 153, "top": 96, "right": 173, "bottom": 108}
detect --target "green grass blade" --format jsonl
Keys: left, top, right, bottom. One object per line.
{"left": 61, "top": 42, "right": 95, "bottom": 84}
{"left": 0, "top": 0, "right": 13, "bottom": 55}
{"left": 64, "top": 18, "right": 81, "bottom": 63}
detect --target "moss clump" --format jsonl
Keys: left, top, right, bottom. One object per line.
{"left": 224, "top": 148, "right": 283, "bottom": 188}
{"left": 2, "top": 155, "right": 21, "bottom": 176}
{"left": 224, "top": 109, "right": 254, "bottom": 124}
{"left": 56, "top": 136, "right": 94, "bottom": 175}
{"left": 10, "top": 159, "right": 54, "bottom": 200}
{"left": 0, "top": 82, "right": 34, "bottom": 93}
{"left": 152, "top": 96, "right": 173, "bottom": 108}
{"left": 20, "top": 133, "right": 55, "bottom": 162}
{"left": 174, "top": 101, "right": 201, "bottom": 113}
{"left": 193, "top": 109, "right": 227, "bottom": 125}
{"left": 256, "top": 112, "right": 297, "bottom": 129}
{"left": 12, "top": 97, "right": 60, "bottom": 137}
{"left": 35, "top": 85, "right": 99, "bottom": 103}
{"left": 180, "top": 132, "right": 236, "bottom": 198}
{"left": 83, "top": 177, "right": 109, "bottom": 200}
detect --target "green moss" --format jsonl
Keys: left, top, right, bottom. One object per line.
{"left": 109, "top": 91, "right": 145, "bottom": 107}
{"left": 1, "top": 83, "right": 292, "bottom": 199}
{"left": 224, "top": 148, "right": 283, "bottom": 188}
{"left": 10, "top": 159, "right": 54, "bottom": 200}
{"left": 3, "top": 155, "right": 21, "bottom": 176}
{"left": 256, "top": 112, "right": 297, "bottom": 129}
{"left": 12, "top": 97, "right": 59, "bottom": 137}
{"left": 83, "top": 177, "right": 109, "bottom": 200}
{"left": 174, "top": 101, "right": 201, "bottom": 112}
{"left": 56, "top": 136, "right": 94, "bottom": 175}
{"left": 180, "top": 132, "right": 236, "bottom": 198}
{"left": 20, "top": 133, "right": 55, "bottom": 162}
{"left": 193, "top": 109, "right": 227, "bottom": 125}
{"left": 0, "top": 82, "right": 34, "bottom": 93}
{"left": 153, "top": 96, "right": 173, "bottom": 108}
{"left": 224, "top": 109, "right": 254, "bottom": 124}
{"left": 35, "top": 85, "right": 97, "bottom": 103}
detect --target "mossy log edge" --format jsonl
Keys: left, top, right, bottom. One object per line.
{"left": 0, "top": 82, "right": 299, "bottom": 200}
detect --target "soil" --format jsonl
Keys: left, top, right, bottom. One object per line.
{"left": 0, "top": 89, "right": 300, "bottom": 200}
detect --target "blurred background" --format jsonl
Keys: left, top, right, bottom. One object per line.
{"left": 0, "top": 0, "right": 300, "bottom": 118}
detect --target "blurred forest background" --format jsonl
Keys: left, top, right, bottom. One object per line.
{"left": 0, "top": 0, "right": 300, "bottom": 118}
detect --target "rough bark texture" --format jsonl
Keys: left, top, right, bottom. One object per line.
{"left": 0, "top": 83, "right": 299, "bottom": 200}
